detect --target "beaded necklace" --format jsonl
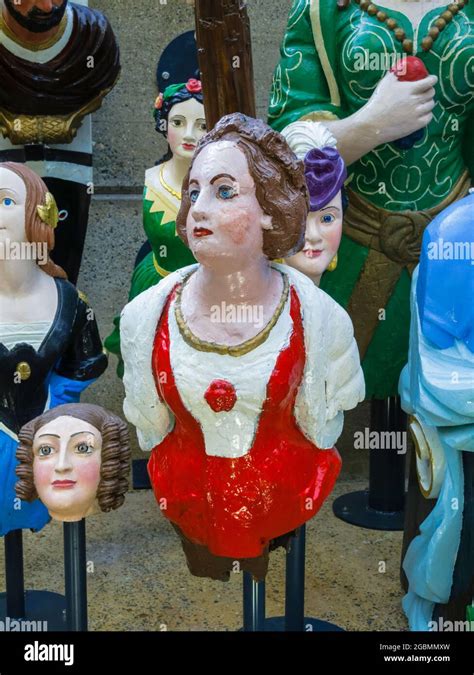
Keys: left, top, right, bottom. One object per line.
{"left": 354, "top": 0, "right": 469, "bottom": 53}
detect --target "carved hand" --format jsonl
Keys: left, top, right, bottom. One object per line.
{"left": 363, "top": 71, "right": 438, "bottom": 145}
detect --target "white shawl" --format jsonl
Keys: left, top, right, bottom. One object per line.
{"left": 121, "top": 262, "right": 365, "bottom": 452}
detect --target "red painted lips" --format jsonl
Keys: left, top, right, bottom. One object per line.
{"left": 52, "top": 480, "right": 76, "bottom": 488}
{"left": 193, "top": 227, "right": 213, "bottom": 238}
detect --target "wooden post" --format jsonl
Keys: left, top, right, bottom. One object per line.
{"left": 194, "top": 0, "right": 256, "bottom": 128}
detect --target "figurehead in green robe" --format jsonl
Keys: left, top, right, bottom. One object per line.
{"left": 269, "top": 0, "right": 473, "bottom": 398}
{"left": 105, "top": 79, "right": 207, "bottom": 377}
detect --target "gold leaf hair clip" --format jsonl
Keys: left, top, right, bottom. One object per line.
{"left": 36, "top": 192, "right": 59, "bottom": 229}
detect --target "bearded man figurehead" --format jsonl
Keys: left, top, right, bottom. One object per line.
{"left": 3, "top": 0, "right": 68, "bottom": 34}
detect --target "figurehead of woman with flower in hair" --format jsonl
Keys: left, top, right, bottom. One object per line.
{"left": 0, "top": 163, "right": 107, "bottom": 536}
{"left": 153, "top": 78, "right": 205, "bottom": 159}
{"left": 16, "top": 403, "right": 130, "bottom": 522}
{"left": 104, "top": 79, "right": 207, "bottom": 378}
{"left": 120, "top": 113, "right": 365, "bottom": 581}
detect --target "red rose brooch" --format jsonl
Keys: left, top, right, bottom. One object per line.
{"left": 204, "top": 379, "right": 237, "bottom": 413}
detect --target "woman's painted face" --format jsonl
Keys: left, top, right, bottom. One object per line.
{"left": 285, "top": 192, "right": 343, "bottom": 285}
{"left": 166, "top": 98, "right": 207, "bottom": 161}
{"left": 186, "top": 140, "right": 273, "bottom": 273}
{"left": 0, "top": 168, "right": 27, "bottom": 246}
{"left": 32, "top": 416, "right": 102, "bottom": 522}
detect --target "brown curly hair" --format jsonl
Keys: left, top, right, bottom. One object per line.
{"left": 176, "top": 113, "right": 309, "bottom": 260}
{"left": 16, "top": 403, "right": 131, "bottom": 513}
{"left": 1, "top": 162, "right": 67, "bottom": 279}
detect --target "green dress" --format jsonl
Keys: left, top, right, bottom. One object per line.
{"left": 105, "top": 176, "right": 196, "bottom": 377}
{"left": 269, "top": 0, "right": 473, "bottom": 398}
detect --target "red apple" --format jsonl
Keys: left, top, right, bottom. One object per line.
{"left": 390, "top": 56, "right": 429, "bottom": 82}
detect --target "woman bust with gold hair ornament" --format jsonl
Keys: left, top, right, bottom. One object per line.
{"left": 0, "top": 162, "right": 107, "bottom": 535}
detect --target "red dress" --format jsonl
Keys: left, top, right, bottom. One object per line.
{"left": 148, "top": 283, "right": 342, "bottom": 558}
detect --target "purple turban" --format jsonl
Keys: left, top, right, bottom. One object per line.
{"left": 304, "top": 147, "right": 347, "bottom": 212}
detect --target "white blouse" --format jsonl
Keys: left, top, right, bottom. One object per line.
{"left": 121, "top": 263, "right": 366, "bottom": 456}
{"left": 168, "top": 288, "right": 293, "bottom": 458}
{"left": 0, "top": 321, "right": 52, "bottom": 351}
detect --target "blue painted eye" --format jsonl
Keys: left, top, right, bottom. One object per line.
{"left": 321, "top": 213, "right": 335, "bottom": 224}
{"left": 217, "top": 185, "right": 235, "bottom": 200}
{"left": 190, "top": 189, "right": 200, "bottom": 204}
{"left": 76, "top": 442, "right": 93, "bottom": 455}
{"left": 2, "top": 197, "right": 14, "bottom": 207}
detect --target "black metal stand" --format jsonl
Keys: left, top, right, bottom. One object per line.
{"left": 4, "top": 530, "right": 25, "bottom": 618}
{"left": 0, "top": 529, "right": 67, "bottom": 630}
{"left": 333, "top": 397, "right": 406, "bottom": 531}
{"left": 64, "top": 520, "right": 88, "bottom": 631}
{"left": 242, "top": 526, "right": 344, "bottom": 631}
{"left": 285, "top": 526, "right": 305, "bottom": 631}
{"left": 243, "top": 573, "right": 265, "bottom": 631}
{"left": 132, "top": 458, "right": 152, "bottom": 490}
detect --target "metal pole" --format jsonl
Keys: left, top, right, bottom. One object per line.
{"left": 243, "top": 572, "right": 265, "bottom": 631}
{"left": 5, "top": 529, "right": 25, "bottom": 618}
{"left": 368, "top": 396, "right": 406, "bottom": 513}
{"left": 63, "top": 519, "right": 88, "bottom": 631}
{"left": 285, "top": 527, "right": 305, "bottom": 631}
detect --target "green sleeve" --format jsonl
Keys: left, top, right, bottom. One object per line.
{"left": 462, "top": 4, "right": 474, "bottom": 182}
{"left": 268, "top": 0, "right": 343, "bottom": 131}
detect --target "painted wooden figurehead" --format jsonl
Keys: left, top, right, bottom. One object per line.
{"left": 16, "top": 403, "right": 130, "bottom": 522}
{"left": 120, "top": 113, "right": 364, "bottom": 580}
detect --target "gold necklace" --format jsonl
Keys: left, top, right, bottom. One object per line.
{"left": 174, "top": 271, "right": 290, "bottom": 357}
{"left": 159, "top": 165, "right": 182, "bottom": 201}
{"left": 355, "top": 0, "right": 468, "bottom": 54}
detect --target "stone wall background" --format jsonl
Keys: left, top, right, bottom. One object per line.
{"left": 79, "top": 0, "right": 371, "bottom": 476}
{"left": 91, "top": 0, "right": 289, "bottom": 190}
